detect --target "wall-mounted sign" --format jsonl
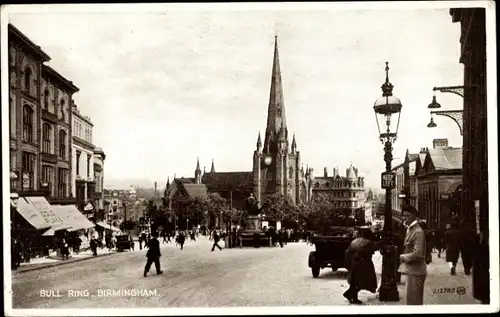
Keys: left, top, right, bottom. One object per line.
{"left": 381, "top": 172, "right": 396, "bottom": 189}
{"left": 474, "top": 200, "right": 480, "bottom": 235}
{"left": 84, "top": 202, "right": 94, "bottom": 211}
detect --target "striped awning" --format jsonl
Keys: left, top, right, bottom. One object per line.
{"left": 25, "top": 196, "right": 71, "bottom": 231}
{"left": 52, "top": 205, "right": 95, "bottom": 232}
{"left": 15, "top": 197, "right": 52, "bottom": 231}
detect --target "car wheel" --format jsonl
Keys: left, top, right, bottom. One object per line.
{"left": 312, "top": 266, "right": 320, "bottom": 278}
{"left": 331, "top": 267, "right": 338, "bottom": 272}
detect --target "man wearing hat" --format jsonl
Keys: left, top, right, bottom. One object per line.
{"left": 144, "top": 231, "right": 163, "bottom": 277}
{"left": 398, "top": 206, "right": 427, "bottom": 305}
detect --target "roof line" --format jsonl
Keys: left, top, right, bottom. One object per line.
{"left": 8, "top": 24, "right": 51, "bottom": 62}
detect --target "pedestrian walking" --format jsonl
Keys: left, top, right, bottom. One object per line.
{"left": 163, "top": 232, "right": 167, "bottom": 244}
{"left": 398, "top": 206, "right": 427, "bottom": 305}
{"left": 143, "top": 232, "right": 163, "bottom": 277}
{"left": 445, "top": 223, "right": 461, "bottom": 275}
{"left": 434, "top": 228, "right": 444, "bottom": 258}
{"left": 211, "top": 231, "right": 223, "bottom": 251}
{"left": 459, "top": 221, "right": 476, "bottom": 275}
{"left": 177, "top": 231, "right": 186, "bottom": 250}
{"left": 11, "top": 238, "right": 23, "bottom": 270}
{"left": 90, "top": 238, "right": 98, "bottom": 256}
{"left": 343, "top": 227, "right": 380, "bottom": 304}
{"left": 129, "top": 235, "right": 135, "bottom": 251}
{"left": 138, "top": 236, "right": 143, "bottom": 250}
{"left": 73, "top": 236, "right": 82, "bottom": 254}
{"left": 61, "top": 238, "right": 70, "bottom": 260}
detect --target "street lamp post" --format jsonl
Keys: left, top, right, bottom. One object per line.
{"left": 373, "top": 62, "right": 402, "bottom": 302}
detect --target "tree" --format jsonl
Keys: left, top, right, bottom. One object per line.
{"left": 262, "top": 193, "right": 298, "bottom": 226}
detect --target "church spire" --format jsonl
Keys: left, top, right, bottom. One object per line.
{"left": 256, "top": 131, "right": 262, "bottom": 151}
{"left": 263, "top": 35, "right": 287, "bottom": 153}
{"left": 210, "top": 159, "right": 215, "bottom": 173}
{"left": 291, "top": 133, "right": 296, "bottom": 153}
{"left": 195, "top": 157, "right": 202, "bottom": 183}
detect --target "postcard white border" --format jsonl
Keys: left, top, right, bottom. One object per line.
{"left": 2, "top": 1, "right": 498, "bottom": 316}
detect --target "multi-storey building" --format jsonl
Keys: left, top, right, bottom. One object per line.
{"left": 93, "top": 147, "right": 106, "bottom": 219}
{"left": 312, "top": 165, "right": 366, "bottom": 219}
{"left": 389, "top": 148, "right": 420, "bottom": 223}
{"left": 71, "top": 104, "right": 96, "bottom": 214}
{"left": 9, "top": 24, "right": 77, "bottom": 205}
{"left": 449, "top": 7, "right": 488, "bottom": 304}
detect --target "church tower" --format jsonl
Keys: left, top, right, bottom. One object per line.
{"left": 253, "top": 36, "right": 308, "bottom": 206}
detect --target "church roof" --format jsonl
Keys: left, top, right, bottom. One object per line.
{"left": 182, "top": 184, "right": 208, "bottom": 200}
{"left": 202, "top": 172, "right": 253, "bottom": 189}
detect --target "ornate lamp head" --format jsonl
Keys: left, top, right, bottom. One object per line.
{"left": 373, "top": 62, "right": 402, "bottom": 144}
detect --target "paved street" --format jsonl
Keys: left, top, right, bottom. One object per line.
{"left": 11, "top": 237, "right": 480, "bottom": 308}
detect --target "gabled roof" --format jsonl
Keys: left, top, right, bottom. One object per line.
{"left": 428, "top": 147, "right": 462, "bottom": 170}
{"left": 183, "top": 184, "right": 208, "bottom": 200}
{"left": 202, "top": 171, "right": 253, "bottom": 189}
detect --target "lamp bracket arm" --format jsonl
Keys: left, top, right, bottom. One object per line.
{"left": 430, "top": 110, "right": 464, "bottom": 136}
{"left": 432, "top": 85, "right": 475, "bottom": 98}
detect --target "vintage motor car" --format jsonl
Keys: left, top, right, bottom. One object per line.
{"left": 307, "top": 226, "right": 356, "bottom": 278}
{"left": 115, "top": 234, "right": 133, "bottom": 252}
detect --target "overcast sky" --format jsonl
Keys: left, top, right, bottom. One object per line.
{"left": 6, "top": 3, "right": 466, "bottom": 189}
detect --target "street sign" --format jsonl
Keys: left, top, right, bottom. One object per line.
{"left": 381, "top": 172, "right": 396, "bottom": 189}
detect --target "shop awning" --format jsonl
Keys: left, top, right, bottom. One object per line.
{"left": 96, "top": 221, "right": 121, "bottom": 232}
{"left": 15, "top": 197, "right": 52, "bottom": 231}
{"left": 25, "top": 196, "right": 71, "bottom": 231}
{"left": 52, "top": 205, "right": 95, "bottom": 232}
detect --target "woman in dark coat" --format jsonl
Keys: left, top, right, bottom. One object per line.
{"left": 444, "top": 223, "right": 461, "bottom": 275}
{"left": 343, "top": 227, "right": 380, "bottom": 304}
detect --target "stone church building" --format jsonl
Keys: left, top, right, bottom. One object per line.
{"left": 165, "top": 37, "right": 364, "bottom": 222}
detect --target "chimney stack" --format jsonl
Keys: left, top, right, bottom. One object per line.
{"left": 324, "top": 167, "right": 328, "bottom": 177}
{"left": 433, "top": 138, "right": 449, "bottom": 149}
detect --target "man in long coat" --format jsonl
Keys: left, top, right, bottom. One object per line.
{"left": 445, "top": 223, "right": 461, "bottom": 275}
{"left": 398, "top": 206, "right": 427, "bottom": 305}
{"left": 144, "top": 232, "right": 163, "bottom": 277}
{"left": 343, "top": 227, "right": 379, "bottom": 304}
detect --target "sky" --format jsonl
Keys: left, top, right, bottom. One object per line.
{"left": 6, "top": 3, "right": 466, "bottom": 189}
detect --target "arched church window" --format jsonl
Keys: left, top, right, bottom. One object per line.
{"left": 289, "top": 167, "right": 293, "bottom": 179}
{"left": 277, "top": 107, "right": 281, "bottom": 117}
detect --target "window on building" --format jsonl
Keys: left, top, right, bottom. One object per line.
{"left": 41, "top": 165, "right": 54, "bottom": 196}
{"left": 43, "top": 89, "right": 49, "bottom": 109}
{"left": 22, "top": 105, "right": 34, "bottom": 143}
{"left": 42, "top": 123, "right": 52, "bottom": 154}
{"left": 59, "top": 130, "right": 67, "bottom": 160}
{"left": 21, "top": 151, "right": 35, "bottom": 190}
{"left": 24, "top": 67, "right": 32, "bottom": 93}
{"left": 76, "top": 151, "right": 81, "bottom": 176}
{"left": 87, "top": 154, "right": 91, "bottom": 177}
{"left": 57, "top": 168, "right": 68, "bottom": 198}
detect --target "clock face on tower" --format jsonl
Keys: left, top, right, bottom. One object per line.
{"left": 264, "top": 156, "right": 272, "bottom": 166}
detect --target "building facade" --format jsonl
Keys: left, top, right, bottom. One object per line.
{"left": 311, "top": 165, "right": 366, "bottom": 219}
{"left": 71, "top": 104, "right": 96, "bottom": 214}
{"left": 415, "top": 140, "right": 462, "bottom": 230}
{"left": 93, "top": 147, "right": 106, "bottom": 216}
{"left": 9, "top": 24, "right": 77, "bottom": 204}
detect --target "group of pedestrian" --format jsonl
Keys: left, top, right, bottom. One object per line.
{"left": 344, "top": 206, "right": 480, "bottom": 306}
